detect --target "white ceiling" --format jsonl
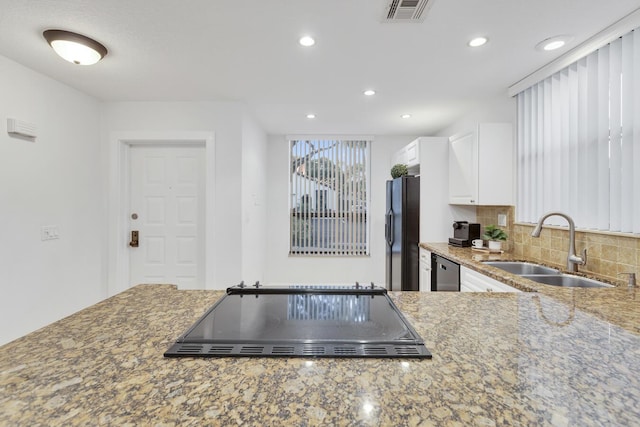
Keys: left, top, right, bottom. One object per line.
{"left": 1, "top": 0, "right": 639, "bottom": 135}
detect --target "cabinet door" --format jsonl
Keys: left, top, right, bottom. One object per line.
{"left": 449, "top": 130, "right": 478, "bottom": 204}
{"left": 460, "top": 266, "right": 521, "bottom": 293}
{"left": 461, "top": 282, "right": 482, "bottom": 292}
{"left": 477, "top": 123, "right": 514, "bottom": 205}
{"left": 419, "top": 248, "right": 432, "bottom": 292}
{"left": 405, "top": 140, "right": 419, "bottom": 168}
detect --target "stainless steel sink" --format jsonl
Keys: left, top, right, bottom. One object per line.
{"left": 483, "top": 261, "right": 613, "bottom": 288}
{"left": 483, "top": 261, "right": 560, "bottom": 275}
{"left": 521, "top": 274, "right": 614, "bottom": 288}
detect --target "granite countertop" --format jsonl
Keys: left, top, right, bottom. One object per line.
{"left": 421, "top": 242, "right": 640, "bottom": 335}
{"left": 1, "top": 280, "right": 640, "bottom": 425}
{"left": 0, "top": 285, "right": 640, "bottom": 426}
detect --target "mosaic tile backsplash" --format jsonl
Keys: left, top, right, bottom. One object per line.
{"left": 476, "top": 206, "right": 640, "bottom": 286}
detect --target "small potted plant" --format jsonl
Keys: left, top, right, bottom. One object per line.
{"left": 483, "top": 225, "right": 508, "bottom": 250}
{"left": 390, "top": 164, "right": 409, "bottom": 179}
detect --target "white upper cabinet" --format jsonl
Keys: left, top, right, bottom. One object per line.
{"left": 448, "top": 123, "right": 513, "bottom": 205}
{"left": 404, "top": 139, "right": 419, "bottom": 167}
{"left": 391, "top": 138, "right": 420, "bottom": 171}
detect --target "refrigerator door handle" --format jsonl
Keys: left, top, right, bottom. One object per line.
{"left": 388, "top": 211, "right": 394, "bottom": 246}
{"left": 385, "top": 213, "right": 389, "bottom": 243}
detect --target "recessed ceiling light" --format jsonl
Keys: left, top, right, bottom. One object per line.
{"left": 306, "top": 113, "right": 316, "bottom": 119}
{"left": 299, "top": 36, "right": 315, "bottom": 47}
{"left": 43, "top": 29, "right": 107, "bottom": 65}
{"left": 468, "top": 37, "right": 488, "bottom": 48}
{"left": 535, "top": 35, "right": 573, "bottom": 51}
{"left": 544, "top": 41, "right": 564, "bottom": 50}
{"left": 364, "top": 89, "right": 376, "bottom": 96}
{"left": 401, "top": 114, "right": 411, "bottom": 119}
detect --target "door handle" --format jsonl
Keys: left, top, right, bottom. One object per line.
{"left": 385, "top": 212, "right": 391, "bottom": 245}
{"left": 386, "top": 212, "right": 394, "bottom": 246}
{"left": 129, "top": 230, "right": 139, "bottom": 247}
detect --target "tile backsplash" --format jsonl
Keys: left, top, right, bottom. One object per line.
{"left": 476, "top": 206, "right": 640, "bottom": 285}
{"left": 476, "top": 206, "right": 514, "bottom": 252}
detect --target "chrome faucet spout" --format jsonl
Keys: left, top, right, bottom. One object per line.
{"left": 531, "top": 211, "right": 586, "bottom": 272}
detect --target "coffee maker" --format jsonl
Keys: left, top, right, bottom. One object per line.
{"left": 448, "top": 221, "right": 481, "bottom": 247}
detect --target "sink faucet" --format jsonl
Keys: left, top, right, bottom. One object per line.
{"left": 531, "top": 211, "right": 587, "bottom": 272}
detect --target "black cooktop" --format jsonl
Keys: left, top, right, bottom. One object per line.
{"left": 164, "top": 283, "right": 431, "bottom": 358}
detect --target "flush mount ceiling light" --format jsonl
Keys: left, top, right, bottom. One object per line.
{"left": 536, "top": 35, "right": 573, "bottom": 51}
{"left": 364, "top": 89, "right": 376, "bottom": 96}
{"left": 401, "top": 114, "right": 412, "bottom": 119}
{"left": 468, "top": 37, "right": 488, "bottom": 47}
{"left": 306, "top": 113, "right": 316, "bottom": 119}
{"left": 299, "top": 36, "right": 315, "bottom": 47}
{"left": 43, "top": 29, "right": 107, "bottom": 65}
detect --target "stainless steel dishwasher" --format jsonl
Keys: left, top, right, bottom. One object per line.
{"left": 431, "top": 254, "right": 460, "bottom": 291}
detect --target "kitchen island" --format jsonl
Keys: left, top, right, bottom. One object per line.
{"left": 1, "top": 277, "right": 640, "bottom": 425}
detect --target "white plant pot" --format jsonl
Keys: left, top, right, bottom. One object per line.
{"left": 488, "top": 240, "right": 502, "bottom": 250}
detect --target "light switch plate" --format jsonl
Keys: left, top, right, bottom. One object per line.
{"left": 497, "top": 214, "right": 507, "bottom": 227}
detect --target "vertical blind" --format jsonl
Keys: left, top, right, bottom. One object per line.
{"left": 289, "top": 139, "right": 370, "bottom": 255}
{"left": 517, "top": 29, "right": 640, "bottom": 233}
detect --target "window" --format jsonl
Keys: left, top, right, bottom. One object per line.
{"left": 516, "top": 29, "right": 640, "bottom": 234}
{"left": 289, "top": 138, "right": 370, "bottom": 255}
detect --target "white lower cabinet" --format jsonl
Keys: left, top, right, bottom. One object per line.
{"left": 460, "top": 266, "right": 521, "bottom": 293}
{"left": 419, "top": 248, "right": 432, "bottom": 292}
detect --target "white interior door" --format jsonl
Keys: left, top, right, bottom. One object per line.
{"left": 129, "top": 144, "right": 205, "bottom": 289}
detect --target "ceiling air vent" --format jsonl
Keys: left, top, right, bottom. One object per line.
{"left": 384, "top": 0, "right": 433, "bottom": 22}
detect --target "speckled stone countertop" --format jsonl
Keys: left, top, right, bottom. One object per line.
{"left": 421, "top": 242, "right": 640, "bottom": 335}
{"left": 2, "top": 280, "right": 640, "bottom": 425}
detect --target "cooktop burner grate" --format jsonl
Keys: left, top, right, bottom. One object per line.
{"left": 164, "top": 283, "right": 431, "bottom": 359}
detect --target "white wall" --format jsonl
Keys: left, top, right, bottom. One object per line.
{"left": 437, "top": 93, "right": 516, "bottom": 138}
{"left": 264, "top": 135, "right": 413, "bottom": 285}
{"left": 0, "top": 55, "right": 105, "bottom": 345}
{"left": 241, "top": 112, "right": 268, "bottom": 283}
{"left": 101, "top": 101, "right": 245, "bottom": 289}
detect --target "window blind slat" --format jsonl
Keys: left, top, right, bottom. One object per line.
{"left": 550, "top": 74, "right": 562, "bottom": 216}
{"left": 621, "top": 33, "right": 634, "bottom": 232}
{"left": 534, "top": 84, "right": 543, "bottom": 217}
{"left": 610, "top": 38, "right": 623, "bottom": 232}
{"left": 584, "top": 53, "right": 599, "bottom": 228}
{"left": 568, "top": 63, "right": 579, "bottom": 219}
{"left": 597, "top": 45, "right": 611, "bottom": 231}
{"left": 523, "top": 89, "right": 533, "bottom": 222}
{"left": 576, "top": 57, "right": 588, "bottom": 226}
{"left": 516, "top": 94, "right": 525, "bottom": 220}
{"left": 634, "top": 30, "right": 640, "bottom": 233}
{"left": 560, "top": 69, "right": 571, "bottom": 222}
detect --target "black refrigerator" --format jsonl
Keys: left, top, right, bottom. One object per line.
{"left": 385, "top": 176, "right": 420, "bottom": 291}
